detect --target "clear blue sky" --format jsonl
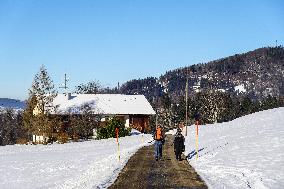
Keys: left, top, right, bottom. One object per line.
{"left": 0, "top": 0, "right": 283, "bottom": 100}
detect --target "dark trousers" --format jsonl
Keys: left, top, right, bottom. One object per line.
{"left": 175, "top": 149, "right": 182, "bottom": 160}
{"left": 154, "top": 140, "right": 163, "bottom": 159}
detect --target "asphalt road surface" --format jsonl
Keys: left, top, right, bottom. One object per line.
{"left": 108, "top": 135, "right": 207, "bottom": 189}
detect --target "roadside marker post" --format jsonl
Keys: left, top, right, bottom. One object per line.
{"left": 194, "top": 112, "right": 200, "bottom": 161}
{"left": 115, "top": 128, "right": 120, "bottom": 162}
{"left": 196, "top": 120, "right": 199, "bottom": 160}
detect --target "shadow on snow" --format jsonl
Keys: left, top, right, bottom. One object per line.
{"left": 186, "top": 148, "right": 205, "bottom": 159}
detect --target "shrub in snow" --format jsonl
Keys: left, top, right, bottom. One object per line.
{"left": 57, "top": 132, "right": 69, "bottom": 144}
{"left": 97, "top": 118, "right": 131, "bottom": 139}
{"left": 16, "top": 138, "right": 29, "bottom": 145}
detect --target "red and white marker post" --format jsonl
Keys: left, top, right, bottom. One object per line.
{"left": 196, "top": 120, "right": 199, "bottom": 160}
{"left": 115, "top": 128, "right": 120, "bottom": 162}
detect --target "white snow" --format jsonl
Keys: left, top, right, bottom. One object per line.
{"left": 0, "top": 134, "right": 153, "bottom": 189}
{"left": 2, "top": 107, "right": 284, "bottom": 189}
{"left": 183, "top": 107, "right": 284, "bottom": 189}
{"left": 165, "top": 129, "right": 176, "bottom": 135}
{"left": 235, "top": 84, "right": 247, "bottom": 93}
{"left": 216, "top": 89, "right": 226, "bottom": 92}
{"left": 51, "top": 94, "right": 156, "bottom": 115}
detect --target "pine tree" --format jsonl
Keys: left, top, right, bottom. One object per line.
{"left": 261, "top": 95, "right": 279, "bottom": 110}
{"left": 23, "top": 95, "right": 37, "bottom": 140}
{"left": 240, "top": 96, "right": 254, "bottom": 116}
{"left": 28, "top": 65, "right": 58, "bottom": 142}
{"left": 0, "top": 108, "right": 24, "bottom": 145}
{"left": 75, "top": 80, "right": 102, "bottom": 94}
{"left": 30, "top": 65, "right": 57, "bottom": 114}
{"left": 191, "top": 90, "right": 235, "bottom": 124}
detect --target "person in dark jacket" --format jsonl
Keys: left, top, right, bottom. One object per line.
{"left": 174, "top": 128, "right": 185, "bottom": 161}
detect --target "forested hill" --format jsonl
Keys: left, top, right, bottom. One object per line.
{"left": 120, "top": 46, "right": 284, "bottom": 104}
{"left": 0, "top": 98, "right": 26, "bottom": 110}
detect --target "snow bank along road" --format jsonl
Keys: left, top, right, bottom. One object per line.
{"left": 183, "top": 108, "right": 284, "bottom": 189}
{"left": 0, "top": 134, "right": 153, "bottom": 189}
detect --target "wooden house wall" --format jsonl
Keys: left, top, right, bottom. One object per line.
{"left": 50, "top": 114, "right": 151, "bottom": 134}
{"left": 129, "top": 115, "right": 150, "bottom": 133}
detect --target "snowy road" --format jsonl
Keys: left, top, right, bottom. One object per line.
{"left": 109, "top": 135, "right": 207, "bottom": 188}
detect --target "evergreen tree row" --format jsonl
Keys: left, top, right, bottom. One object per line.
{"left": 0, "top": 109, "right": 27, "bottom": 145}
{"left": 155, "top": 90, "right": 284, "bottom": 131}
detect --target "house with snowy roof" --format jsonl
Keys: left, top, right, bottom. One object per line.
{"left": 32, "top": 93, "right": 156, "bottom": 142}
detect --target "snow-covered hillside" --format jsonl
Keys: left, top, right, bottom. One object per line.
{"left": 0, "top": 98, "right": 25, "bottom": 110}
{"left": 183, "top": 107, "right": 284, "bottom": 189}
{"left": 0, "top": 134, "right": 152, "bottom": 189}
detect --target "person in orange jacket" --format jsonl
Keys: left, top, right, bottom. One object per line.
{"left": 154, "top": 124, "right": 165, "bottom": 161}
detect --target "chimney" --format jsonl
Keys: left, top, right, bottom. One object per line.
{"left": 66, "top": 93, "right": 71, "bottom": 100}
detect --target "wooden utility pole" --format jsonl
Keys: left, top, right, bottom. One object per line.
{"left": 155, "top": 109, "right": 158, "bottom": 129}
{"left": 185, "top": 68, "right": 189, "bottom": 136}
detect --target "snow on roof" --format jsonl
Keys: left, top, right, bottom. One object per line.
{"left": 234, "top": 84, "right": 246, "bottom": 93}
{"left": 52, "top": 94, "right": 156, "bottom": 115}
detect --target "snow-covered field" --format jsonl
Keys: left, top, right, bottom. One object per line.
{"left": 1, "top": 108, "right": 283, "bottom": 189}
{"left": 0, "top": 133, "right": 152, "bottom": 189}
{"left": 182, "top": 107, "right": 284, "bottom": 189}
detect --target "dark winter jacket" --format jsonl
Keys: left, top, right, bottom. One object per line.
{"left": 174, "top": 133, "right": 185, "bottom": 152}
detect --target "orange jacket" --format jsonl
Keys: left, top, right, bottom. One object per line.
{"left": 154, "top": 127, "right": 165, "bottom": 141}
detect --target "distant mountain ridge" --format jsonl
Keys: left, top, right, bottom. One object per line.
{"left": 0, "top": 98, "right": 26, "bottom": 110}
{"left": 120, "top": 46, "right": 284, "bottom": 103}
